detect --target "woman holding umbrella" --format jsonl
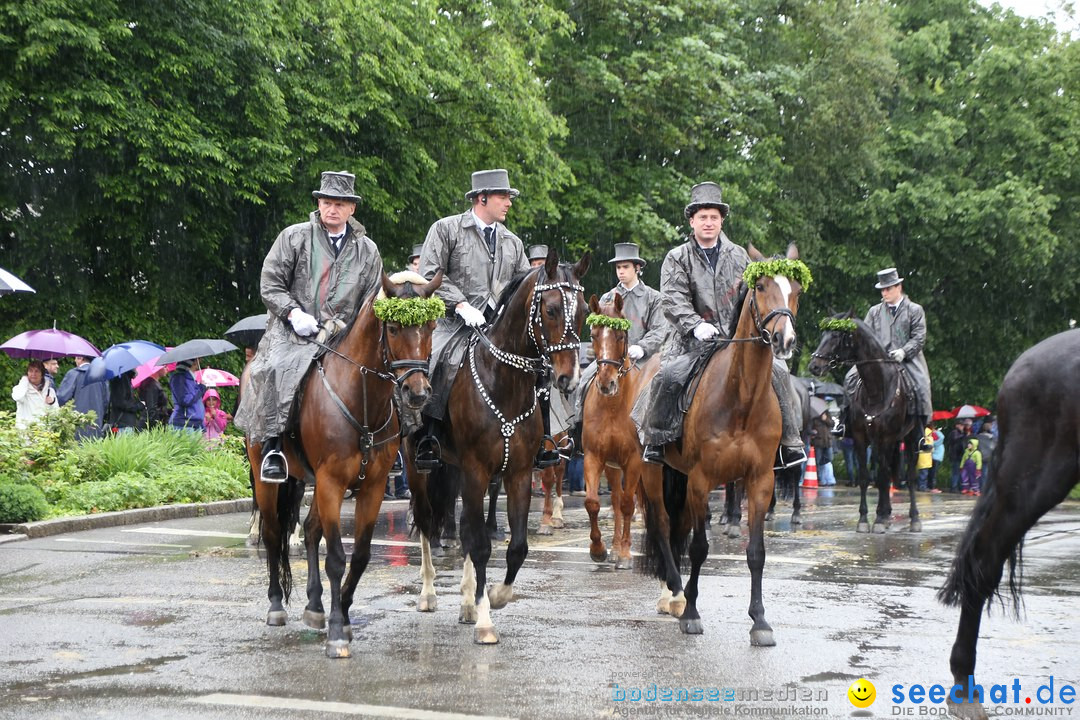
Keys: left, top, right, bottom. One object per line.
{"left": 106, "top": 370, "right": 146, "bottom": 432}
{"left": 169, "top": 359, "right": 206, "bottom": 431}
{"left": 12, "top": 359, "right": 58, "bottom": 429}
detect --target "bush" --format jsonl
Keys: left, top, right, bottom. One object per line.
{"left": 58, "top": 471, "right": 165, "bottom": 514}
{"left": 154, "top": 467, "right": 249, "bottom": 505}
{"left": 0, "top": 482, "right": 49, "bottom": 523}
{"left": 74, "top": 427, "right": 207, "bottom": 483}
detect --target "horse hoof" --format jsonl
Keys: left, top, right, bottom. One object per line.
{"left": 459, "top": 605, "right": 477, "bottom": 624}
{"left": 856, "top": 522, "right": 870, "bottom": 533}
{"left": 947, "top": 699, "right": 990, "bottom": 720}
{"left": 266, "top": 610, "right": 287, "bottom": 626}
{"left": 872, "top": 523, "right": 888, "bottom": 534}
{"left": 679, "top": 617, "right": 704, "bottom": 635}
{"left": 474, "top": 625, "right": 499, "bottom": 645}
{"left": 590, "top": 547, "right": 607, "bottom": 563}
{"left": 537, "top": 524, "right": 553, "bottom": 536}
{"left": 668, "top": 596, "right": 687, "bottom": 619}
{"left": 550, "top": 517, "right": 565, "bottom": 529}
{"left": 791, "top": 514, "right": 802, "bottom": 526}
{"left": 614, "top": 556, "right": 632, "bottom": 570}
{"left": 489, "top": 583, "right": 513, "bottom": 609}
{"left": 750, "top": 628, "right": 776, "bottom": 647}
{"left": 764, "top": 511, "right": 775, "bottom": 521}
{"left": 656, "top": 598, "right": 670, "bottom": 615}
{"left": 303, "top": 609, "right": 326, "bottom": 630}
{"left": 418, "top": 594, "right": 437, "bottom": 612}
{"left": 910, "top": 520, "right": 923, "bottom": 533}
{"left": 725, "top": 524, "right": 740, "bottom": 539}
{"left": 325, "top": 640, "right": 351, "bottom": 659}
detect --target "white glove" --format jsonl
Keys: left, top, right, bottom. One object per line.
{"left": 456, "top": 302, "right": 486, "bottom": 327}
{"left": 889, "top": 349, "right": 906, "bottom": 362}
{"left": 693, "top": 323, "right": 719, "bottom": 341}
{"left": 288, "top": 308, "right": 319, "bottom": 337}
{"left": 627, "top": 344, "right": 644, "bottom": 360}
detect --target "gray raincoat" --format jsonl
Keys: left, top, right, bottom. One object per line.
{"left": 846, "top": 297, "right": 932, "bottom": 419}
{"left": 598, "top": 281, "right": 669, "bottom": 359}
{"left": 235, "top": 212, "right": 382, "bottom": 443}
{"left": 418, "top": 211, "right": 529, "bottom": 419}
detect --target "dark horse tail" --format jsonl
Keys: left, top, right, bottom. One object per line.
{"left": 273, "top": 477, "right": 306, "bottom": 603}
{"left": 410, "top": 463, "right": 461, "bottom": 543}
{"left": 639, "top": 465, "right": 689, "bottom": 580}
{"left": 938, "top": 441, "right": 1024, "bottom": 616}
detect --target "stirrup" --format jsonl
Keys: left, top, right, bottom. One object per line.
{"left": 260, "top": 450, "right": 288, "bottom": 484}
{"left": 556, "top": 434, "right": 575, "bottom": 459}
{"left": 414, "top": 434, "right": 442, "bottom": 472}
{"left": 773, "top": 445, "right": 807, "bottom": 471}
{"left": 642, "top": 444, "right": 665, "bottom": 465}
{"left": 534, "top": 435, "right": 561, "bottom": 469}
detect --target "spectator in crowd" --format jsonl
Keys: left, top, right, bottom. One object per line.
{"left": 169, "top": 359, "right": 206, "bottom": 431}
{"left": 42, "top": 358, "right": 59, "bottom": 391}
{"left": 57, "top": 355, "right": 109, "bottom": 440}
{"left": 811, "top": 410, "right": 836, "bottom": 486}
{"left": 976, "top": 415, "right": 997, "bottom": 493}
{"left": 947, "top": 419, "right": 969, "bottom": 493}
{"left": 202, "top": 388, "right": 232, "bottom": 442}
{"left": 12, "top": 359, "right": 58, "bottom": 429}
{"left": 107, "top": 370, "right": 146, "bottom": 432}
{"left": 916, "top": 424, "right": 934, "bottom": 491}
{"left": 960, "top": 437, "right": 983, "bottom": 495}
{"left": 138, "top": 368, "right": 171, "bottom": 429}
{"left": 925, "top": 423, "right": 945, "bottom": 493}
{"left": 839, "top": 435, "right": 858, "bottom": 486}
{"left": 385, "top": 451, "right": 410, "bottom": 500}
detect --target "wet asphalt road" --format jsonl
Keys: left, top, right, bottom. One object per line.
{"left": 1, "top": 485, "right": 1079, "bottom": 720}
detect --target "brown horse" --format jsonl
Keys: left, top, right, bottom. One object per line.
{"left": 247, "top": 270, "right": 442, "bottom": 658}
{"left": 581, "top": 292, "right": 659, "bottom": 569}
{"left": 536, "top": 429, "right": 570, "bottom": 535}
{"left": 407, "top": 248, "right": 589, "bottom": 644}
{"left": 640, "top": 244, "right": 806, "bottom": 643}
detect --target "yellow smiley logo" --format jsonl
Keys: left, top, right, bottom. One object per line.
{"left": 847, "top": 678, "right": 876, "bottom": 708}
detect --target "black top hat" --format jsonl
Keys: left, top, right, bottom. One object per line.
{"left": 684, "top": 182, "right": 730, "bottom": 219}
{"left": 874, "top": 267, "right": 904, "bottom": 289}
{"left": 527, "top": 244, "right": 549, "bottom": 262}
{"left": 465, "top": 169, "right": 520, "bottom": 200}
{"left": 608, "top": 242, "right": 646, "bottom": 267}
{"left": 312, "top": 171, "right": 361, "bottom": 203}
{"left": 409, "top": 244, "right": 424, "bottom": 261}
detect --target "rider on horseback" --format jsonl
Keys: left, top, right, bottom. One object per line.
{"left": 843, "top": 268, "right": 932, "bottom": 422}
{"left": 633, "top": 181, "right": 807, "bottom": 469}
{"left": 235, "top": 171, "right": 383, "bottom": 482}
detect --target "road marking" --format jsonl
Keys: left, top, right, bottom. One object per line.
{"left": 191, "top": 692, "right": 518, "bottom": 719}
{"left": 54, "top": 538, "right": 191, "bottom": 549}
{"left": 123, "top": 528, "right": 248, "bottom": 539}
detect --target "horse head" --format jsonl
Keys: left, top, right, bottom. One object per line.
{"left": 376, "top": 269, "right": 444, "bottom": 409}
{"left": 586, "top": 292, "right": 629, "bottom": 397}
{"left": 744, "top": 243, "right": 806, "bottom": 360}
{"left": 808, "top": 310, "right": 858, "bottom": 377}
{"left": 531, "top": 247, "right": 591, "bottom": 394}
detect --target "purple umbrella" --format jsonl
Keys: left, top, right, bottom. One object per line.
{"left": 0, "top": 328, "right": 101, "bottom": 360}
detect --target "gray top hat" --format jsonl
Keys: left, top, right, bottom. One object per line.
{"left": 409, "top": 244, "right": 424, "bottom": 261}
{"left": 874, "top": 267, "right": 904, "bottom": 289}
{"left": 684, "top": 181, "right": 730, "bottom": 219}
{"left": 465, "top": 169, "right": 520, "bottom": 200}
{"left": 312, "top": 171, "right": 361, "bottom": 203}
{"left": 608, "top": 242, "right": 646, "bottom": 267}
{"left": 527, "top": 244, "right": 549, "bottom": 262}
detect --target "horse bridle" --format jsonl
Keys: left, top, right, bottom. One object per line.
{"left": 809, "top": 329, "right": 856, "bottom": 369}
{"left": 529, "top": 279, "right": 585, "bottom": 356}
{"left": 594, "top": 327, "right": 631, "bottom": 379}
{"left": 748, "top": 283, "right": 796, "bottom": 346}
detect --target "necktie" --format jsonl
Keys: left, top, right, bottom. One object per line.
{"left": 484, "top": 226, "right": 496, "bottom": 256}
{"left": 330, "top": 232, "right": 345, "bottom": 257}
{"left": 889, "top": 304, "right": 898, "bottom": 317}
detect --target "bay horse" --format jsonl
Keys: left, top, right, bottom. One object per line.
{"left": 580, "top": 292, "right": 659, "bottom": 568}
{"left": 536, "top": 428, "right": 570, "bottom": 536}
{"left": 247, "top": 270, "right": 443, "bottom": 658}
{"left": 807, "top": 312, "right": 924, "bottom": 533}
{"left": 640, "top": 243, "right": 807, "bottom": 642}
{"left": 938, "top": 329, "right": 1080, "bottom": 720}
{"left": 407, "top": 248, "right": 590, "bottom": 644}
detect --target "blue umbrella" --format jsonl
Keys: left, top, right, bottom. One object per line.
{"left": 85, "top": 341, "right": 166, "bottom": 384}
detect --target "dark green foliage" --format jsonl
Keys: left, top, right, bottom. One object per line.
{"left": 0, "top": 482, "right": 49, "bottom": 524}
{"left": 373, "top": 297, "right": 446, "bottom": 326}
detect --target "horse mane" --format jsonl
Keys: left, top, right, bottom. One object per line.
{"left": 492, "top": 261, "right": 578, "bottom": 316}
{"left": 851, "top": 317, "right": 888, "bottom": 358}
{"left": 727, "top": 282, "right": 748, "bottom": 338}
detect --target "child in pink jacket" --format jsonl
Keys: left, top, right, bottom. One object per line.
{"left": 203, "top": 388, "right": 231, "bottom": 442}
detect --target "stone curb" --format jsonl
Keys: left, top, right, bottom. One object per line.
{"left": 0, "top": 498, "right": 254, "bottom": 541}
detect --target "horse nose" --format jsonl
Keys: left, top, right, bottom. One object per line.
{"left": 600, "top": 380, "right": 617, "bottom": 396}
{"left": 407, "top": 380, "right": 431, "bottom": 407}
{"left": 556, "top": 373, "right": 577, "bottom": 394}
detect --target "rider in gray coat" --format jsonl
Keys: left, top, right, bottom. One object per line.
{"left": 845, "top": 267, "right": 932, "bottom": 421}
{"left": 632, "top": 182, "right": 807, "bottom": 468}
{"left": 235, "top": 171, "right": 382, "bottom": 482}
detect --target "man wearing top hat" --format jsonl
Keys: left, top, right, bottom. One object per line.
{"left": 632, "top": 181, "right": 806, "bottom": 468}
{"left": 408, "top": 244, "right": 424, "bottom": 273}
{"left": 236, "top": 171, "right": 382, "bottom": 482}
{"left": 526, "top": 244, "right": 549, "bottom": 268}
{"left": 415, "top": 170, "right": 534, "bottom": 463}
{"left": 844, "top": 267, "right": 932, "bottom": 422}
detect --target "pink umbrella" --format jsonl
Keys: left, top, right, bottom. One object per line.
{"left": 129, "top": 347, "right": 175, "bottom": 387}
{"left": 196, "top": 368, "right": 240, "bottom": 387}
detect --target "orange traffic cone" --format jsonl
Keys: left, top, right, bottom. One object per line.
{"left": 801, "top": 446, "right": 819, "bottom": 488}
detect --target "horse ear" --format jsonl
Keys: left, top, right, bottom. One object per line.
{"left": 380, "top": 272, "right": 397, "bottom": 297}
{"left": 417, "top": 269, "right": 443, "bottom": 298}
{"left": 573, "top": 250, "right": 591, "bottom": 280}
{"left": 747, "top": 243, "right": 765, "bottom": 262}
{"left": 589, "top": 294, "right": 600, "bottom": 314}
{"left": 846, "top": 308, "right": 855, "bottom": 319}
{"left": 613, "top": 291, "right": 624, "bottom": 313}
{"left": 544, "top": 245, "right": 559, "bottom": 279}
{"left": 786, "top": 243, "right": 799, "bottom": 260}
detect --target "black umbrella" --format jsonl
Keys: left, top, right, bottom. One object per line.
{"left": 158, "top": 338, "right": 238, "bottom": 364}
{"left": 224, "top": 313, "right": 269, "bottom": 348}
{"left": 806, "top": 380, "right": 845, "bottom": 398}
